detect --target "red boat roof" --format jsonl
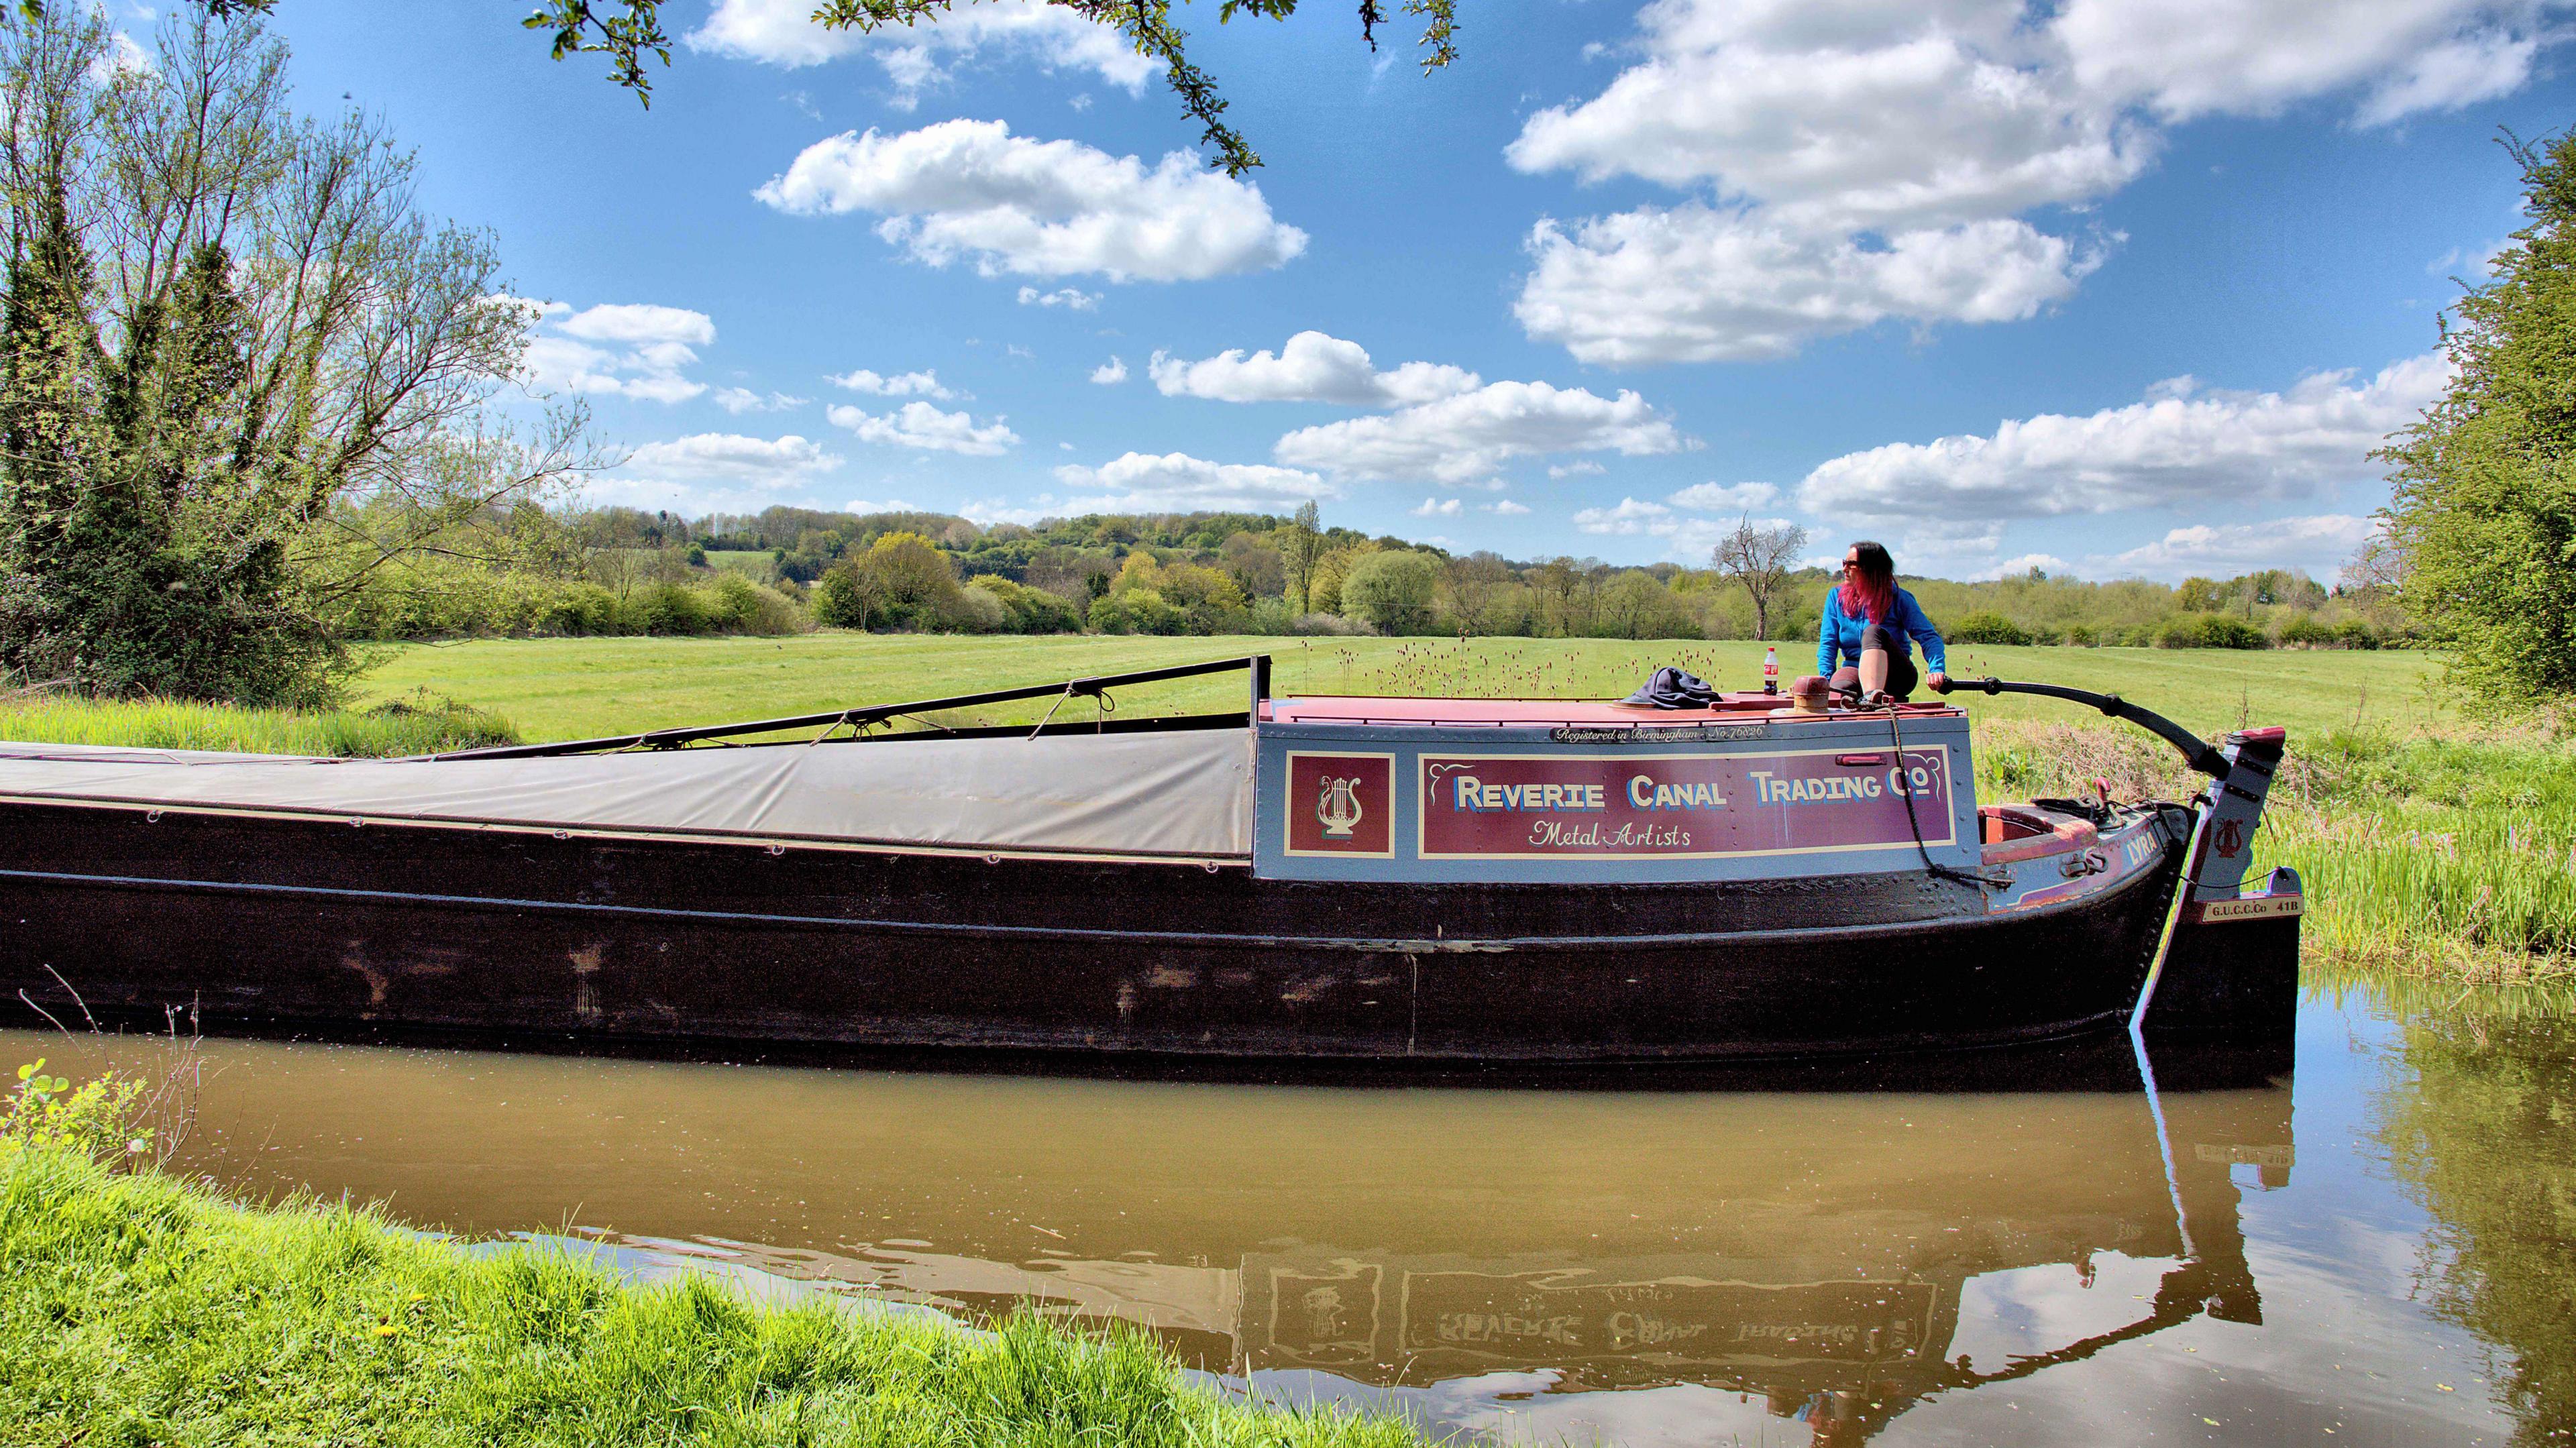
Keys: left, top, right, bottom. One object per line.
{"left": 1260, "top": 694, "right": 1966, "bottom": 728}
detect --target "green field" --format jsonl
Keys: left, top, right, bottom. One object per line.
{"left": 350, "top": 633, "right": 2451, "bottom": 744}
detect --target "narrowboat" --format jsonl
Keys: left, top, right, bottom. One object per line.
{"left": 0, "top": 657, "right": 2302, "bottom": 1062}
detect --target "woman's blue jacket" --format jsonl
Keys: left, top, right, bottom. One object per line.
{"left": 1817, "top": 587, "right": 1947, "bottom": 675}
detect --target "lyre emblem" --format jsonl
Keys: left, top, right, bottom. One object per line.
{"left": 1316, "top": 775, "right": 1364, "bottom": 839}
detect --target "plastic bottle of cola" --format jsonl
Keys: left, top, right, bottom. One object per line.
{"left": 1762, "top": 647, "right": 1779, "bottom": 695}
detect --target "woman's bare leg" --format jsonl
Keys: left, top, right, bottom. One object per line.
{"left": 1859, "top": 645, "right": 1889, "bottom": 695}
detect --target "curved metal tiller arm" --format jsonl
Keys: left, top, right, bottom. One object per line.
{"left": 1931, "top": 675, "right": 2228, "bottom": 779}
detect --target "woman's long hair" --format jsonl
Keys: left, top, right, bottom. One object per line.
{"left": 1839, "top": 541, "right": 1896, "bottom": 624}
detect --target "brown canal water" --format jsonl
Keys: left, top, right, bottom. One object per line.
{"left": 9, "top": 994, "right": 2571, "bottom": 1447}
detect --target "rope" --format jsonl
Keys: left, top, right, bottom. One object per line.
{"left": 1882, "top": 702, "right": 2013, "bottom": 890}
{"left": 1028, "top": 681, "right": 1083, "bottom": 739}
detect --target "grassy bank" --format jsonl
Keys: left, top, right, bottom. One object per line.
{"left": 0, "top": 691, "right": 517, "bottom": 757}
{"left": 0, "top": 1131, "right": 1415, "bottom": 1446}
{"left": 350, "top": 633, "right": 2449, "bottom": 743}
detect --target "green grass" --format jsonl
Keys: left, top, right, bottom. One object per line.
{"left": 2264, "top": 733, "right": 2576, "bottom": 983}
{"left": 0, "top": 1136, "right": 1420, "bottom": 1447}
{"left": 348, "top": 633, "right": 2450, "bottom": 744}
{"left": 0, "top": 691, "right": 517, "bottom": 757}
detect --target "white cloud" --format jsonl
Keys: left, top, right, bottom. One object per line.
{"left": 1574, "top": 494, "right": 1794, "bottom": 561}
{"left": 692, "top": 0, "right": 1155, "bottom": 99}
{"left": 1018, "top": 285, "right": 1102, "bottom": 311}
{"left": 1667, "top": 480, "right": 1781, "bottom": 511}
{"left": 95, "top": 30, "right": 153, "bottom": 80}
{"left": 1273, "top": 380, "right": 1688, "bottom": 482}
{"left": 2056, "top": 0, "right": 2551, "bottom": 126}
{"left": 1872, "top": 518, "right": 2011, "bottom": 575}
{"left": 1797, "top": 350, "right": 2449, "bottom": 520}
{"left": 754, "top": 119, "right": 1307, "bottom": 282}
{"left": 828, "top": 400, "right": 1021, "bottom": 455}
{"left": 2428, "top": 237, "right": 2514, "bottom": 278}
{"left": 557, "top": 304, "right": 716, "bottom": 347}
{"left": 1089, "top": 356, "right": 1128, "bottom": 385}
{"left": 1503, "top": 0, "right": 2563, "bottom": 364}
{"left": 1053, "top": 451, "right": 1338, "bottom": 510}
{"left": 1572, "top": 497, "right": 1673, "bottom": 535}
{"left": 845, "top": 497, "right": 920, "bottom": 514}
{"left": 1507, "top": 5, "right": 2151, "bottom": 231}
{"left": 1548, "top": 460, "right": 1607, "bottom": 479}
{"left": 1411, "top": 496, "right": 1464, "bottom": 516}
{"left": 2098, "top": 514, "right": 2382, "bottom": 580}
{"left": 1519, "top": 208, "right": 2100, "bottom": 366}
{"left": 955, "top": 498, "right": 1055, "bottom": 526}
{"left": 621, "top": 433, "right": 841, "bottom": 490}
{"left": 521, "top": 301, "right": 718, "bottom": 404}
{"left": 828, "top": 368, "right": 954, "bottom": 398}
{"left": 1493, "top": 500, "right": 1534, "bottom": 515}
{"left": 1969, "top": 551, "right": 2076, "bottom": 580}
{"left": 1148, "top": 331, "right": 1482, "bottom": 406}
{"left": 712, "top": 388, "right": 808, "bottom": 414}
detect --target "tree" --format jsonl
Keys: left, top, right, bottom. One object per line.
{"left": 1596, "top": 569, "right": 1693, "bottom": 640}
{"left": 1279, "top": 500, "right": 1325, "bottom": 614}
{"left": 0, "top": 5, "right": 583, "bottom": 702}
{"left": 1532, "top": 557, "right": 1582, "bottom": 636}
{"left": 1710, "top": 516, "right": 1809, "bottom": 642}
{"left": 2380, "top": 129, "right": 2576, "bottom": 707}
{"left": 1340, "top": 549, "right": 1437, "bottom": 634}
{"left": 821, "top": 529, "right": 963, "bottom": 630}
{"left": 1442, "top": 550, "right": 1515, "bottom": 635}
{"left": 521, "top": 0, "right": 1460, "bottom": 176}
{"left": 1220, "top": 529, "right": 1284, "bottom": 600}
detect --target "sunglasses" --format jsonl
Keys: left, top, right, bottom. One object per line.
{"left": 1841, "top": 559, "right": 1862, "bottom": 569}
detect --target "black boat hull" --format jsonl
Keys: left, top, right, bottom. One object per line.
{"left": 0, "top": 801, "right": 2182, "bottom": 1063}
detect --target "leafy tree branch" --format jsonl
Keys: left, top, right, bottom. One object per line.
{"left": 521, "top": 0, "right": 1459, "bottom": 176}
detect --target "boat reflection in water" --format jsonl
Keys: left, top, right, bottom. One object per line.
{"left": 11, "top": 1030, "right": 2292, "bottom": 1443}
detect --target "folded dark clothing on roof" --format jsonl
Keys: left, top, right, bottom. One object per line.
{"left": 1621, "top": 666, "right": 1719, "bottom": 710}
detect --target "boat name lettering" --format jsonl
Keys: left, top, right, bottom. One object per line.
{"left": 1626, "top": 776, "right": 1729, "bottom": 810}
{"left": 1747, "top": 770, "right": 1891, "bottom": 805}
{"left": 1452, "top": 775, "right": 1607, "bottom": 812}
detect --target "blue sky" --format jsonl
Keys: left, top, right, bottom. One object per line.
{"left": 241, "top": 0, "right": 2573, "bottom": 580}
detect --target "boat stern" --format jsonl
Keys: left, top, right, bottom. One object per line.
{"left": 2140, "top": 726, "right": 2303, "bottom": 1043}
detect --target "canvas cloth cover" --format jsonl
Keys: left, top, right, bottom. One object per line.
{"left": 0, "top": 730, "right": 1254, "bottom": 858}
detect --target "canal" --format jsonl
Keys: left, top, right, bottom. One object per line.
{"left": 7, "top": 990, "right": 2567, "bottom": 1446}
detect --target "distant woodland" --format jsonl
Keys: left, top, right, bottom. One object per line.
{"left": 413, "top": 500, "right": 2411, "bottom": 653}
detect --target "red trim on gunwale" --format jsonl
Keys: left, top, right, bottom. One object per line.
{"left": 1262, "top": 695, "right": 1966, "bottom": 728}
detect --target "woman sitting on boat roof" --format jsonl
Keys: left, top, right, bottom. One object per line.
{"left": 1820, "top": 541, "right": 1948, "bottom": 705}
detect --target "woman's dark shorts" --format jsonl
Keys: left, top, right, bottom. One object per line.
{"left": 1829, "top": 622, "right": 1920, "bottom": 700}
